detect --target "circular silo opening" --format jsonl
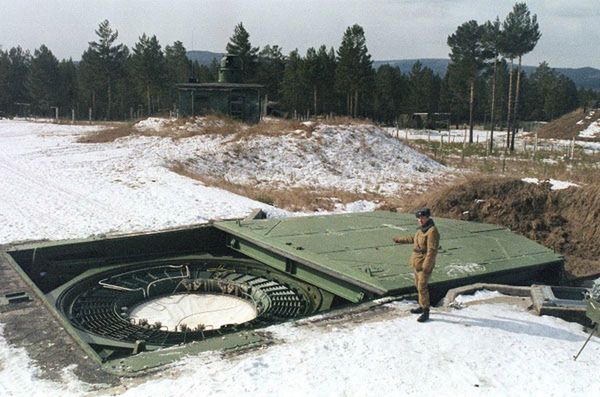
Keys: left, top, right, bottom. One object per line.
{"left": 129, "top": 293, "right": 259, "bottom": 332}
{"left": 55, "top": 257, "right": 324, "bottom": 350}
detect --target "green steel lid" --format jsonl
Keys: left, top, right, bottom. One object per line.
{"left": 215, "top": 212, "right": 563, "bottom": 300}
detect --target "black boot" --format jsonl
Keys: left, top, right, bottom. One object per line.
{"left": 417, "top": 309, "right": 430, "bottom": 322}
{"left": 410, "top": 306, "right": 424, "bottom": 314}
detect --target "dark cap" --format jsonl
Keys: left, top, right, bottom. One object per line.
{"left": 415, "top": 208, "right": 431, "bottom": 218}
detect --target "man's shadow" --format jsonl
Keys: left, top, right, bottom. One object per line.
{"left": 432, "top": 311, "right": 593, "bottom": 343}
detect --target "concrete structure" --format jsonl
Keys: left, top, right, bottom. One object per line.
{"left": 177, "top": 55, "right": 263, "bottom": 123}
{"left": 1, "top": 212, "right": 563, "bottom": 375}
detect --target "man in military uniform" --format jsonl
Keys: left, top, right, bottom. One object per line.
{"left": 393, "top": 208, "right": 440, "bottom": 322}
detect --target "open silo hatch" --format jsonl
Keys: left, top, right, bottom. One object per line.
{"left": 48, "top": 257, "right": 326, "bottom": 362}
{"left": 1, "top": 211, "right": 563, "bottom": 375}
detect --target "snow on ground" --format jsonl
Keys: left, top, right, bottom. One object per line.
{"left": 0, "top": 323, "right": 92, "bottom": 397}
{"left": 387, "top": 125, "right": 600, "bottom": 154}
{"left": 1, "top": 119, "right": 599, "bottom": 396}
{"left": 386, "top": 127, "right": 505, "bottom": 145}
{"left": 183, "top": 123, "right": 449, "bottom": 196}
{"left": 578, "top": 118, "right": 600, "bottom": 139}
{"left": 453, "top": 289, "right": 505, "bottom": 304}
{"left": 134, "top": 117, "right": 174, "bottom": 132}
{"left": 111, "top": 302, "right": 600, "bottom": 396}
{"left": 521, "top": 177, "right": 579, "bottom": 190}
{"left": 0, "top": 119, "right": 287, "bottom": 243}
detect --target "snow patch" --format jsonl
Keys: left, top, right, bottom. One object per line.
{"left": 0, "top": 324, "right": 91, "bottom": 396}
{"left": 186, "top": 123, "right": 450, "bottom": 196}
{"left": 454, "top": 289, "right": 505, "bottom": 304}
{"left": 2, "top": 119, "right": 600, "bottom": 395}
{"left": 134, "top": 117, "right": 175, "bottom": 132}
{"left": 334, "top": 200, "right": 378, "bottom": 212}
{"left": 578, "top": 119, "right": 600, "bottom": 138}
{"left": 522, "top": 177, "right": 579, "bottom": 190}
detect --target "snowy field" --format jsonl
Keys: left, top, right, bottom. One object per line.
{"left": 578, "top": 109, "right": 600, "bottom": 139}
{"left": 1, "top": 119, "right": 599, "bottom": 396}
{"left": 135, "top": 117, "right": 449, "bottom": 196}
{"left": 387, "top": 123, "right": 600, "bottom": 154}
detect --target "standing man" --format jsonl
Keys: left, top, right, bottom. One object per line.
{"left": 393, "top": 208, "right": 440, "bottom": 322}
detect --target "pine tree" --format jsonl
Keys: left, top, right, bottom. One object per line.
{"left": 528, "top": 62, "right": 577, "bottom": 121}
{"left": 165, "top": 41, "right": 191, "bottom": 106}
{"left": 318, "top": 46, "right": 337, "bottom": 115}
{"left": 0, "top": 50, "right": 11, "bottom": 113}
{"left": 131, "top": 34, "right": 167, "bottom": 115}
{"left": 6, "top": 46, "right": 31, "bottom": 115}
{"left": 57, "top": 59, "right": 78, "bottom": 114}
{"left": 373, "top": 64, "right": 407, "bottom": 124}
{"left": 83, "top": 20, "right": 129, "bottom": 119}
{"left": 225, "top": 23, "right": 259, "bottom": 82}
{"left": 28, "top": 45, "right": 60, "bottom": 114}
{"left": 442, "top": 62, "right": 470, "bottom": 127}
{"left": 482, "top": 18, "right": 502, "bottom": 152}
{"left": 503, "top": 2, "right": 541, "bottom": 151}
{"left": 335, "top": 25, "right": 373, "bottom": 117}
{"left": 280, "top": 49, "right": 310, "bottom": 115}
{"left": 255, "top": 45, "right": 286, "bottom": 102}
{"left": 447, "top": 20, "right": 490, "bottom": 142}
{"left": 407, "top": 61, "right": 440, "bottom": 115}
{"left": 305, "top": 47, "right": 320, "bottom": 115}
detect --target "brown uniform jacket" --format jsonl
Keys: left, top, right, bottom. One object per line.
{"left": 396, "top": 221, "right": 440, "bottom": 274}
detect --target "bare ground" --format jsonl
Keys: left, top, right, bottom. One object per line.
{"left": 412, "top": 177, "right": 600, "bottom": 280}
{"left": 168, "top": 161, "right": 408, "bottom": 212}
{"left": 536, "top": 107, "right": 600, "bottom": 140}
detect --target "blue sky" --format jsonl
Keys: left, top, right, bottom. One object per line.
{"left": 1, "top": 0, "right": 598, "bottom": 68}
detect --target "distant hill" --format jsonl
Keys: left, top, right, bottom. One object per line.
{"left": 375, "top": 58, "right": 600, "bottom": 91}
{"left": 187, "top": 50, "right": 224, "bottom": 66}
{"left": 187, "top": 52, "right": 600, "bottom": 91}
{"left": 373, "top": 59, "right": 450, "bottom": 77}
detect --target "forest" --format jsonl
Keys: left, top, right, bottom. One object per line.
{"left": 0, "top": 3, "right": 598, "bottom": 139}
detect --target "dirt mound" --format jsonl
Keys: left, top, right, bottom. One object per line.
{"left": 536, "top": 108, "right": 600, "bottom": 140}
{"left": 416, "top": 177, "right": 600, "bottom": 279}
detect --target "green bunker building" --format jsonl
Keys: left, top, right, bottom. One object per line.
{"left": 177, "top": 54, "right": 263, "bottom": 123}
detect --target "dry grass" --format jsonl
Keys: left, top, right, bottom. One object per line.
{"left": 178, "top": 114, "right": 244, "bottom": 137}
{"left": 439, "top": 153, "right": 600, "bottom": 186}
{"left": 536, "top": 108, "right": 594, "bottom": 140}
{"left": 318, "top": 116, "right": 375, "bottom": 126}
{"left": 168, "top": 161, "right": 425, "bottom": 212}
{"left": 77, "top": 122, "right": 136, "bottom": 143}
{"left": 76, "top": 114, "right": 377, "bottom": 144}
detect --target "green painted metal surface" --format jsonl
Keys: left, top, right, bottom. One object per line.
{"left": 2, "top": 213, "right": 564, "bottom": 374}
{"left": 215, "top": 212, "right": 563, "bottom": 301}
{"left": 102, "top": 331, "right": 267, "bottom": 375}
{"left": 177, "top": 83, "right": 262, "bottom": 122}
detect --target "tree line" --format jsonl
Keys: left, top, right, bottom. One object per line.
{"left": 1, "top": 4, "right": 598, "bottom": 137}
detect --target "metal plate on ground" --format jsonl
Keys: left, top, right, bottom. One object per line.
{"left": 215, "top": 212, "right": 563, "bottom": 300}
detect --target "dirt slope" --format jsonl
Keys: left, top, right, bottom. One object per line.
{"left": 536, "top": 108, "right": 600, "bottom": 140}
{"left": 415, "top": 177, "right": 600, "bottom": 279}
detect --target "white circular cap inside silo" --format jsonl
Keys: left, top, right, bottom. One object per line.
{"left": 129, "top": 293, "right": 258, "bottom": 331}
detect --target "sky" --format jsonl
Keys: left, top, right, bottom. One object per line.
{"left": 1, "top": 0, "right": 599, "bottom": 69}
